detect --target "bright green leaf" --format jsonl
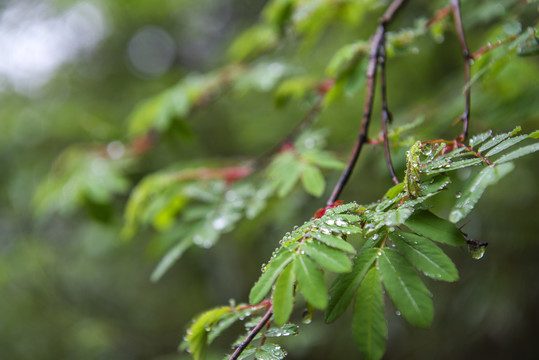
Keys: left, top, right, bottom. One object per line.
{"left": 255, "top": 343, "right": 287, "bottom": 360}
{"left": 250, "top": 248, "right": 296, "bottom": 304}
{"left": 301, "top": 164, "right": 326, "bottom": 197}
{"left": 353, "top": 267, "right": 387, "bottom": 360}
{"left": 302, "top": 240, "right": 352, "bottom": 273}
{"left": 310, "top": 231, "right": 356, "bottom": 254}
{"left": 295, "top": 253, "right": 328, "bottom": 309}
{"left": 185, "top": 306, "right": 232, "bottom": 360}
{"left": 378, "top": 248, "right": 433, "bottom": 328}
{"left": 389, "top": 231, "right": 459, "bottom": 282}
{"left": 272, "top": 262, "right": 295, "bottom": 326}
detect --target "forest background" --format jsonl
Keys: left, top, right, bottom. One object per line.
{"left": 0, "top": 0, "right": 538, "bottom": 359}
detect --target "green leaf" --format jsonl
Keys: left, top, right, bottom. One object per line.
{"left": 353, "top": 267, "right": 387, "bottom": 360}
{"left": 263, "top": 324, "right": 298, "bottom": 338}
{"left": 301, "top": 164, "right": 326, "bottom": 197}
{"left": 450, "top": 163, "right": 514, "bottom": 223}
{"left": 302, "top": 240, "right": 352, "bottom": 273}
{"left": 151, "top": 237, "right": 193, "bottom": 282}
{"left": 484, "top": 134, "right": 528, "bottom": 157}
{"left": 405, "top": 210, "right": 466, "bottom": 246}
{"left": 378, "top": 249, "right": 433, "bottom": 328}
{"left": 272, "top": 262, "right": 295, "bottom": 326}
{"left": 494, "top": 142, "right": 539, "bottom": 164}
{"left": 295, "top": 253, "right": 328, "bottom": 309}
{"left": 325, "top": 248, "right": 379, "bottom": 323}
{"left": 389, "top": 231, "right": 459, "bottom": 282}
{"left": 228, "top": 25, "right": 278, "bottom": 62}
{"left": 185, "top": 306, "right": 232, "bottom": 360}
{"left": 254, "top": 343, "right": 287, "bottom": 360}
{"left": 302, "top": 151, "right": 345, "bottom": 170}
{"left": 529, "top": 130, "right": 539, "bottom": 139}
{"left": 250, "top": 248, "right": 296, "bottom": 304}
{"left": 383, "top": 182, "right": 405, "bottom": 199}
{"left": 310, "top": 231, "right": 356, "bottom": 254}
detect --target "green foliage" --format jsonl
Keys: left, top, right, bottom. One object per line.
{"left": 20, "top": 0, "right": 539, "bottom": 359}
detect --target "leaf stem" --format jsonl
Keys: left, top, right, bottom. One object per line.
{"left": 379, "top": 39, "right": 399, "bottom": 185}
{"left": 228, "top": 305, "right": 273, "bottom": 360}
{"left": 327, "top": 0, "right": 408, "bottom": 206}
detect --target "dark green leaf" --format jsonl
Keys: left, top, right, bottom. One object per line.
{"left": 272, "top": 262, "right": 295, "bottom": 326}
{"left": 310, "top": 231, "right": 356, "bottom": 254}
{"left": 301, "top": 164, "right": 326, "bottom": 197}
{"left": 389, "top": 231, "right": 458, "bottom": 282}
{"left": 295, "top": 253, "right": 328, "bottom": 309}
{"left": 378, "top": 249, "right": 433, "bottom": 327}
{"left": 263, "top": 324, "right": 298, "bottom": 338}
{"left": 250, "top": 248, "right": 296, "bottom": 304}
{"left": 450, "top": 163, "right": 514, "bottom": 223}
{"left": 325, "top": 248, "right": 379, "bottom": 323}
{"left": 353, "top": 267, "right": 387, "bottom": 360}
{"left": 302, "top": 240, "right": 352, "bottom": 273}
{"left": 405, "top": 210, "right": 466, "bottom": 246}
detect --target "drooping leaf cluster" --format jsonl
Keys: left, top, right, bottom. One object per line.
{"left": 183, "top": 128, "right": 539, "bottom": 360}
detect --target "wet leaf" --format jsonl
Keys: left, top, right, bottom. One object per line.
{"left": 250, "top": 248, "right": 295, "bottom": 304}
{"left": 302, "top": 240, "right": 352, "bottom": 273}
{"left": 405, "top": 210, "right": 466, "bottom": 246}
{"left": 295, "top": 253, "right": 327, "bottom": 309}
{"left": 378, "top": 249, "right": 433, "bottom": 328}
{"left": 325, "top": 248, "right": 379, "bottom": 323}
{"left": 272, "top": 262, "right": 295, "bottom": 326}
{"left": 353, "top": 267, "right": 386, "bottom": 360}
{"left": 389, "top": 231, "right": 458, "bottom": 282}
{"left": 450, "top": 163, "right": 514, "bottom": 223}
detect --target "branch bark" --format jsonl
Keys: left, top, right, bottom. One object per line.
{"left": 327, "top": 0, "right": 408, "bottom": 206}
{"left": 451, "top": 0, "right": 471, "bottom": 141}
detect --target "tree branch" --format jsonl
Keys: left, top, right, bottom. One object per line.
{"left": 451, "top": 0, "right": 471, "bottom": 141}
{"left": 228, "top": 305, "right": 273, "bottom": 360}
{"left": 327, "top": 0, "right": 408, "bottom": 206}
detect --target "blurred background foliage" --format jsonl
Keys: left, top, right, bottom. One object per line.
{"left": 0, "top": 0, "right": 538, "bottom": 359}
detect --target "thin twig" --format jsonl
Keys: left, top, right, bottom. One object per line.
{"left": 471, "top": 34, "right": 518, "bottom": 60}
{"left": 327, "top": 0, "right": 408, "bottom": 206}
{"left": 379, "top": 39, "right": 399, "bottom": 185}
{"left": 229, "top": 305, "right": 273, "bottom": 360}
{"left": 451, "top": 0, "right": 471, "bottom": 141}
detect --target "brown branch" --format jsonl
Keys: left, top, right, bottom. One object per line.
{"left": 228, "top": 305, "right": 273, "bottom": 360}
{"left": 425, "top": 6, "right": 452, "bottom": 28}
{"left": 379, "top": 39, "right": 399, "bottom": 185}
{"left": 327, "top": 0, "right": 408, "bottom": 206}
{"left": 451, "top": 0, "right": 471, "bottom": 142}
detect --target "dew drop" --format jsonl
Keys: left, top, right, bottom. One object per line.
{"left": 396, "top": 311, "right": 401, "bottom": 316}
{"left": 456, "top": 192, "right": 462, "bottom": 199}
{"left": 212, "top": 217, "right": 228, "bottom": 230}
{"left": 326, "top": 219, "right": 335, "bottom": 226}
{"left": 335, "top": 218, "right": 348, "bottom": 227}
